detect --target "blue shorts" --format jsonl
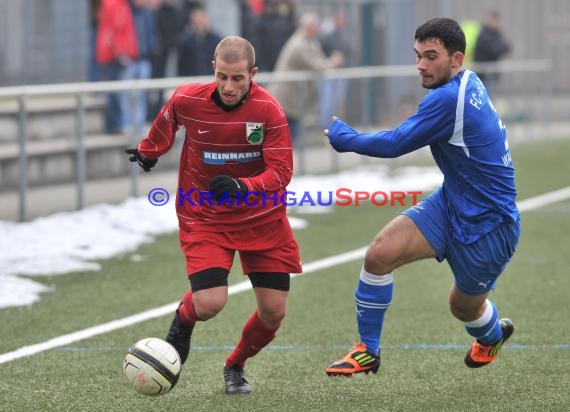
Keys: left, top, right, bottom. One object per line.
{"left": 402, "top": 188, "right": 520, "bottom": 295}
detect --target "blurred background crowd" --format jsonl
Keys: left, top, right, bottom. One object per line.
{"left": 1, "top": 0, "right": 569, "bottom": 221}
{"left": 1, "top": 0, "right": 568, "bottom": 135}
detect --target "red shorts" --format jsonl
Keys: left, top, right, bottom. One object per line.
{"left": 179, "top": 217, "right": 302, "bottom": 276}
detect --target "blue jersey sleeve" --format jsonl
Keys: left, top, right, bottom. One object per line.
{"left": 328, "top": 69, "right": 519, "bottom": 244}
{"left": 327, "top": 89, "right": 456, "bottom": 158}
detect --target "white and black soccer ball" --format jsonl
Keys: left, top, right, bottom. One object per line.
{"left": 123, "top": 337, "right": 181, "bottom": 396}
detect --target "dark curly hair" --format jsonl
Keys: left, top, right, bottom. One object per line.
{"left": 415, "top": 17, "right": 466, "bottom": 56}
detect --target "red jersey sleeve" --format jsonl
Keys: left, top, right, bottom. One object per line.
{"left": 137, "top": 88, "right": 181, "bottom": 159}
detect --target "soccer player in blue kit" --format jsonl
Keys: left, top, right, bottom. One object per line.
{"left": 324, "top": 17, "right": 520, "bottom": 376}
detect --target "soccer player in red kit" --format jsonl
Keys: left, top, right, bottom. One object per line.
{"left": 126, "top": 36, "right": 302, "bottom": 395}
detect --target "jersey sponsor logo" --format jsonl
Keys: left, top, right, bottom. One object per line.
{"left": 197, "top": 129, "right": 211, "bottom": 134}
{"left": 203, "top": 151, "right": 261, "bottom": 164}
{"left": 246, "top": 122, "right": 264, "bottom": 144}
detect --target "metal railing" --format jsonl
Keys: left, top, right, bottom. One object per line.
{"left": 0, "top": 59, "right": 553, "bottom": 221}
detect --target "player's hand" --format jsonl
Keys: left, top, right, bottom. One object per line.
{"left": 324, "top": 116, "right": 358, "bottom": 153}
{"left": 323, "top": 116, "right": 339, "bottom": 137}
{"left": 125, "top": 148, "right": 158, "bottom": 172}
{"left": 208, "top": 175, "right": 248, "bottom": 200}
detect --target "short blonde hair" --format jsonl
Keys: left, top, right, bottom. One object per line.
{"left": 214, "top": 36, "right": 256, "bottom": 70}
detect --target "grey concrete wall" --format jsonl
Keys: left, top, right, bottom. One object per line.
{"left": 0, "top": 0, "right": 88, "bottom": 86}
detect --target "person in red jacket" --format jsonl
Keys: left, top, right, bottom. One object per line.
{"left": 96, "top": 0, "right": 138, "bottom": 133}
{"left": 126, "top": 36, "right": 302, "bottom": 395}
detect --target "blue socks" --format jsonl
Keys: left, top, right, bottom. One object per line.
{"left": 464, "top": 299, "right": 504, "bottom": 344}
{"left": 354, "top": 266, "right": 393, "bottom": 356}
{"left": 354, "top": 269, "right": 503, "bottom": 353}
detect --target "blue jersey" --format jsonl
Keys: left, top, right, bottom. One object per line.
{"left": 327, "top": 69, "right": 519, "bottom": 244}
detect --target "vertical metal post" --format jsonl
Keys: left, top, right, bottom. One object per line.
{"left": 540, "top": 62, "right": 552, "bottom": 141}
{"left": 361, "top": 78, "right": 372, "bottom": 129}
{"left": 129, "top": 136, "right": 139, "bottom": 198}
{"left": 296, "top": 83, "right": 306, "bottom": 176}
{"left": 76, "top": 93, "right": 86, "bottom": 210}
{"left": 17, "top": 95, "right": 29, "bottom": 222}
{"left": 360, "top": 77, "right": 372, "bottom": 166}
{"left": 129, "top": 89, "right": 139, "bottom": 197}
{"left": 328, "top": 75, "right": 340, "bottom": 174}
{"left": 331, "top": 149, "right": 340, "bottom": 174}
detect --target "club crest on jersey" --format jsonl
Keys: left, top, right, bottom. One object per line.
{"left": 246, "top": 122, "right": 264, "bottom": 144}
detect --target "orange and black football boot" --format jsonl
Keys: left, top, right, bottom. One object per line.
{"left": 465, "top": 318, "right": 514, "bottom": 368}
{"left": 325, "top": 343, "right": 380, "bottom": 377}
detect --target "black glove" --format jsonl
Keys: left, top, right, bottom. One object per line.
{"left": 208, "top": 175, "right": 248, "bottom": 200}
{"left": 125, "top": 148, "right": 157, "bottom": 172}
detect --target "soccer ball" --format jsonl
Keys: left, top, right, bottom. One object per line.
{"left": 123, "top": 337, "right": 181, "bottom": 396}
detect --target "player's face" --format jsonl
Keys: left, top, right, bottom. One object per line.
{"left": 414, "top": 38, "right": 461, "bottom": 89}
{"left": 213, "top": 58, "right": 258, "bottom": 106}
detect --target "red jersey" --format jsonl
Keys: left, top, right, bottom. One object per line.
{"left": 138, "top": 81, "right": 294, "bottom": 232}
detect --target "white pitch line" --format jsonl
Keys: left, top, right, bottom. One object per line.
{"left": 0, "top": 247, "right": 368, "bottom": 365}
{"left": 517, "top": 186, "right": 570, "bottom": 212}
{"left": 1, "top": 186, "right": 569, "bottom": 365}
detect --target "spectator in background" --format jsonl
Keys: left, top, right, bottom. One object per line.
{"left": 96, "top": 0, "right": 139, "bottom": 134}
{"left": 255, "top": 0, "right": 296, "bottom": 72}
{"left": 319, "top": 11, "right": 351, "bottom": 129}
{"left": 460, "top": 19, "right": 481, "bottom": 67}
{"left": 247, "top": 0, "right": 264, "bottom": 15}
{"left": 474, "top": 10, "right": 511, "bottom": 97}
{"left": 121, "top": 0, "right": 158, "bottom": 134}
{"left": 269, "top": 12, "right": 344, "bottom": 143}
{"left": 180, "top": 0, "right": 204, "bottom": 15}
{"left": 239, "top": 0, "right": 262, "bottom": 48}
{"left": 147, "top": 0, "right": 184, "bottom": 120}
{"left": 88, "top": 0, "right": 102, "bottom": 82}
{"left": 177, "top": 8, "right": 223, "bottom": 76}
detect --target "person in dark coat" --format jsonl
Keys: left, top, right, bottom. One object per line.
{"left": 474, "top": 10, "right": 511, "bottom": 96}
{"left": 177, "top": 8, "right": 222, "bottom": 76}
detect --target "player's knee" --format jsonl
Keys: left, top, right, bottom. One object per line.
{"left": 364, "top": 238, "right": 396, "bottom": 274}
{"left": 449, "top": 300, "right": 478, "bottom": 322}
{"left": 258, "top": 307, "right": 286, "bottom": 327}
{"left": 188, "top": 267, "right": 229, "bottom": 320}
{"left": 249, "top": 272, "right": 289, "bottom": 326}
{"left": 193, "top": 295, "right": 226, "bottom": 320}
{"left": 449, "top": 287, "right": 489, "bottom": 322}
{"left": 449, "top": 303, "right": 468, "bottom": 321}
